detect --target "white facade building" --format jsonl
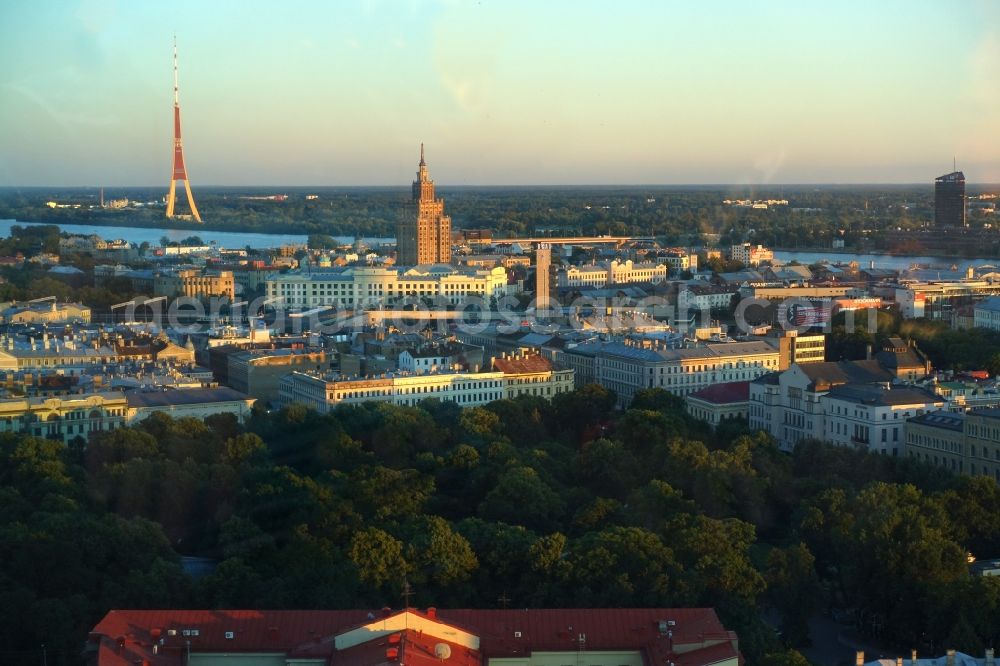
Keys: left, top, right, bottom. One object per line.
{"left": 266, "top": 265, "right": 509, "bottom": 309}
{"left": 730, "top": 243, "right": 773, "bottom": 266}
{"left": 279, "top": 358, "right": 574, "bottom": 413}
{"left": 559, "top": 260, "right": 668, "bottom": 288}
{"left": 748, "top": 360, "right": 942, "bottom": 454}
{"left": 974, "top": 296, "right": 1000, "bottom": 331}
{"left": 563, "top": 339, "right": 781, "bottom": 408}
{"left": 819, "top": 383, "right": 944, "bottom": 456}
{"left": 678, "top": 285, "right": 739, "bottom": 312}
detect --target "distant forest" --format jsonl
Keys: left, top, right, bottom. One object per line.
{"left": 4, "top": 386, "right": 1000, "bottom": 665}
{"left": 7, "top": 183, "right": 998, "bottom": 252}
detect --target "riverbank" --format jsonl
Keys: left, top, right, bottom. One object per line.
{"left": 5, "top": 212, "right": 330, "bottom": 237}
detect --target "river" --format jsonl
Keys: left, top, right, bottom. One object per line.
{"left": 0, "top": 219, "right": 393, "bottom": 249}
{"left": 771, "top": 250, "right": 999, "bottom": 271}
{"left": 3, "top": 218, "right": 997, "bottom": 271}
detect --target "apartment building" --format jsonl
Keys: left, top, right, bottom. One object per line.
{"left": 491, "top": 350, "right": 575, "bottom": 400}
{"left": 905, "top": 409, "right": 1000, "bottom": 481}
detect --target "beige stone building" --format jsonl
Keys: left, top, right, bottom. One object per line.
{"left": 154, "top": 269, "right": 235, "bottom": 299}
{"left": 905, "top": 409, "right": 1000, "bottom": 481}
{"left": 492, "top": 350, "right": 574, "bottom": 400}
{"left": 3, "top": 301, "right": 91, "bottom": 324}
{"left": 396, "top": 144, "right": 451, "bottom": 266}
{"left": 0, "top": 392, "right": 128, "bottom": 443}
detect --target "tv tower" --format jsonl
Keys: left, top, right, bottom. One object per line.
{"left": 165, "top": 36, "right": 202, "bottom": 222}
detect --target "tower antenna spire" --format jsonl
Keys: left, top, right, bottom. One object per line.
{"left": 173, "top": 34, "right": 179, "bottom": 106}
{"left": 165, "top": 36, "right": 202, "bottom": 222}
{"left": 420, "top": 142, "right": 425, "bottom": 167}
{"left": 953, "top": 156, "right": 956, "bottom": 172}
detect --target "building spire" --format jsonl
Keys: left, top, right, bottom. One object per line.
{"left": 419, "top": 142, "right": 426, "bottom": 167}
{"left": 173, "top": 34, "right": 179, "bottom": 106}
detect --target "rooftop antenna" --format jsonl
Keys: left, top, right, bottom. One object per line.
{"left": 954, "top": 156, "right": 956, "bottom": 172}
{"left": 401, "top": 577, "right": 414, "bottom": 609}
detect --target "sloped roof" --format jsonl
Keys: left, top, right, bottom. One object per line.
{"left": 493, "top": 354, "right": 553, "bottom": 374}
{"left": 687, "top": 381, "right": 750, "bottom": 405}
{"left": 90, "top": 608, "right": 740, "bottom": 666}
{"left": 796, "top": 360, "right": 892, "bottom": 391}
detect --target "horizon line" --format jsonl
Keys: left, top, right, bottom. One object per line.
{"left": 4, "top": 182, "right": 1000, "bottom": 189}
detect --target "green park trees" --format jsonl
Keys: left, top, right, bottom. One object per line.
{"left": 5, "top": 387, "right": 1000, "bottom": 664}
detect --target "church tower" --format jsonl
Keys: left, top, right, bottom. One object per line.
{"left": 397, "top": 144, "right": 451, "bottom": 266}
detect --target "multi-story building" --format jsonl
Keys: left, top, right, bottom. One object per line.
{"left": 396, "top": 144, "right": 451, "bottom": 266}
{"left": 0, "top": 391, "right": 128, "bottom": 443}
{"left": 563, "top": 339, "right": 780, "bottom": 408}
{"left": 398, "top": 341, "right": 483, "bottom": 374}
{"left": 935, "top": 170, "right": 966, "bottom": 227}
{"left": 974, "top": 296, "right": 1000, "bottom": 332}
{"left": 558, "top": 260, "right": 668, "bottom": 289}
{"left": 677, "top": 285, "right": 738, "bottom": 312}
{"left": 2, "top": 301, "right": 91, "bottom": 324}
{"left": 558, "top": 264, "right": 611, "bottom": 288}
{"left": 662, "top": 249, "right": 698, "bottom": 273}
{"left": 492, "top": 350, "right": 574, "bottom": 400}
{"left": 88, "top": 607, "right": 743, "bottom": 666}
{"left": 124, "top": 387, "right": 256, "bottom": 424}
{"left": 279, "top": 370, "right": 506, "bottom": 412}
{"left": 748, "top": 360, "right": 894, "bottom": 451}
{"left": 818, "top": 383, "right": 944, "bottom": 456}
{"left": 0, "top": 386, "right": 257, "bottom": 442}
{"left": 154, "top": 269, "right": 235, "bottom": 300}
{"left": 891, "top": 280, "right": 1000, "bottom": 320}
{"left": 266, "top": 265, "right": 508, "bottom": 310}
{"left": 905, "top": 409, "right": 1000, "bottom": 481}
{"left": 760, "top": 330, "right": 826, "bottom": 370}
{"left": 730, "top": 243, "right": 773, "bottom": 266}
{"left": 685, "top": 381, "right": 750, "bottom": 427}
{"left": 227, "top": 347, "right": 331, "bottom": 405}
{"left": 231, "top": 261, "right": 280, "bottom": 294}
{"left": 279, "top": 358, "right": 574, "bottom": 412}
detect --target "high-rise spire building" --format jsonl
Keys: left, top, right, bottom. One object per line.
{"left": 165, "top": 36, "right": 202, "bottom": 223}
{"left": 396, "top": 144, "right": 451, "bottom": 266}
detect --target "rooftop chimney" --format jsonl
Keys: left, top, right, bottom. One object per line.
{"left": 855, "top": 651, "right": 864, "bottom": 666}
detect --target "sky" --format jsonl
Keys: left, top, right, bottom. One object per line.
{"left": 1, "top": 0, "right": 998, "bottom": 186}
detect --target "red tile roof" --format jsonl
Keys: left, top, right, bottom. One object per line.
{"left": 687, "top": 381, "right": 750, "bottom": 405}
{"left": 89, "top": 608, "right": 740, "bottom": 666}
{"left": 491, "top": 353, "right": 553, "bottom": 374}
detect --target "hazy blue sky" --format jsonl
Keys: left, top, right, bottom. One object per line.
{"left": 2, "top": 0, "right": 998, "bottom": 186}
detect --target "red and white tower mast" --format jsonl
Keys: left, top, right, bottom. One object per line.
{"left": 165, "top": 36, "right": 202, "bottom": 222}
